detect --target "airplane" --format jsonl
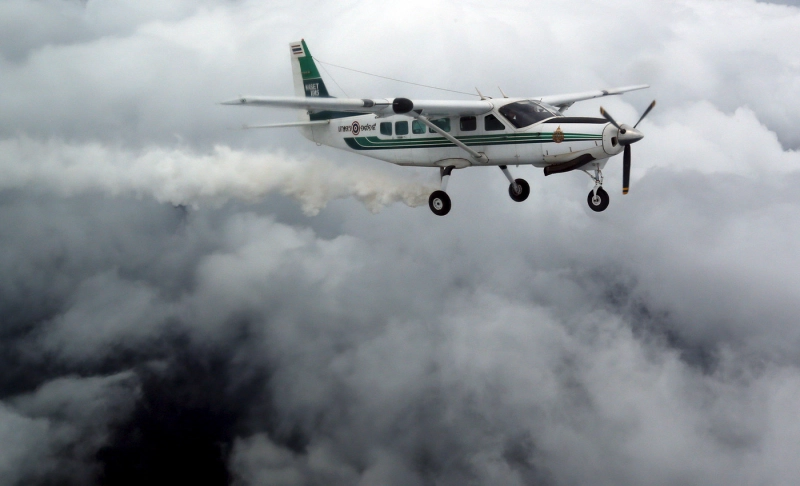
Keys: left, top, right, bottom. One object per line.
{"left": 222, "top": 40, "right": 655, "bottom": 216}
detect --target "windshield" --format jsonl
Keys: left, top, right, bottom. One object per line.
{"left": 498, "top": 101, "right": 557, "bottom": 128}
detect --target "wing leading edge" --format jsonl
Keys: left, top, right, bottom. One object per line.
{"left": 220, "top": 96, "right": 494, "bottom": 118}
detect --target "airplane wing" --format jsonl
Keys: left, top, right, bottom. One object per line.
{"left": 222, "top": 85, "right": 648, "bottom": 117}
{"left": 221, "top": 96, "right": 493, "bottom": 117}
{"left": 537, "top": 84, "right": 649, "bottom": 111}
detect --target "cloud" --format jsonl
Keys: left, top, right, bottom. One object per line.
{"left": 0, "top": 138, "right": 435, "bottom": 214}
{"left": 0, "top": 372, "right": 138, "bottom": 484}
{"left": 1, "top": 0, "right": 800, "bottom": 485}
{"left": 641, "top": 102, "right": 800, "bottom": 176}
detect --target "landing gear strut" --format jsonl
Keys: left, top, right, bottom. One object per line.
{"left": 583, "top": 167, "right": 609, "bottom": 212}
{"left": 429, "top": 166, "right": 454, "bottom": 216}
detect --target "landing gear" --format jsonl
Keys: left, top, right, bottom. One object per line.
{"left": 500, "top": 166, "right": 529, "bottom": 202}
{"left": 583, "top": 166, "right": 609, "bottom": 212}
{"left": 429, "top": 190, "right": 451, "bottom": 216}
{"left": 508, "top": 178, "right": 530, "bottom": 202}
{"left": 429, "top": 166, "right": 455, "bottom": 216}
{"left": 587, "top": 187, "right": 609, "bottom": 212}
{"left": 426, "top": 164, "right": 532, "bottom": 215}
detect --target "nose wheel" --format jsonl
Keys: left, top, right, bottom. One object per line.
{"left": 582, "top": 167, "right": 610, "bottom": 212}
{"left": 587, "top": 187, "right": 609, "bottom": 212}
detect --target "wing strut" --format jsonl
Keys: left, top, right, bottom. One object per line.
{"left": 408, "top": 114, "right": 489, "bottom": 164}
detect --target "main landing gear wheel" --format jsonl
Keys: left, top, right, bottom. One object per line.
{"left": 429, "top": 190, "right": 451, "bottom": 216}
{"left": 587, "top": 187, "right": 610, "bottom": 212}
{"left": 508, "top": 178, "right": 530, "bottom": 202}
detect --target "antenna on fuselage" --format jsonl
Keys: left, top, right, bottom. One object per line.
{"left": 498, "top": 87, "right": 509, "bottom": 98}
{"left": 475, "top": 87, "right": 491, "bottom": 100}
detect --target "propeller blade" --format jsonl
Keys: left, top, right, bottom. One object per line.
{"left": 599, "top": 107, "right": 623, "bottom": 131}
{"left": 633, "top": 100, "right": 656, "bottom": 129}
{"left": 622, "top": 144, "right": 631, "bottom": 195}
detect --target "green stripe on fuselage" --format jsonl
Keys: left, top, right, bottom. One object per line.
{"left": 344, "top": 132, "right": 601, "bottom": 150}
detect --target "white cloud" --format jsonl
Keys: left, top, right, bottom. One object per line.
{"left": 0, "top": 138, "right": 435, "bottom": 214}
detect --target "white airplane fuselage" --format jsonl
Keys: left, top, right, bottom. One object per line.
{"left": 299, "top": 101, "right": 624, "bottom": 171}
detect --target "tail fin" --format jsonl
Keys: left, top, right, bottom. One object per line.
{"left": 289, "top": 40, "right": 332, "bottom": 99}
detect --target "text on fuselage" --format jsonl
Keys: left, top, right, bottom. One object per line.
{"left": 338, "top": 121, "right": 376, "bottom": 136}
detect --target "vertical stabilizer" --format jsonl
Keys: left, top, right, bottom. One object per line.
{"left": 289, "top": 40, "right": 331, "bottom": 99}
{"left": 290, "top": 40, "right": 331, "bottom": 132}
{"left": 289, "top": 40, "right": 356, "bottom": 127}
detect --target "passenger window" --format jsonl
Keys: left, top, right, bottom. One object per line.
{"left": 428, "top": 118, "right": 451, "bottom": 133}
{"left": 395, "top": 121, "right": 408, "bottom": 135}
{"left": 412, "top": 120, "right": 426, "bottom": 134}
{"left": 380, "top": 122, "right": 392, "bottom": 136}
{"left": 460, "top": 116, "right": 477, "bottom": 131}
{"left": 485, "top": 114, "right": 505, "bottom": 131}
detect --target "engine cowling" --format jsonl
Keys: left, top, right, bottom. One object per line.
{"left": 602, "top": 122, "right": 625, "bottom": 156}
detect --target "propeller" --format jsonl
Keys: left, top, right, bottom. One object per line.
{"left": 599, "top": 100, "right": 656, "bottom": 194}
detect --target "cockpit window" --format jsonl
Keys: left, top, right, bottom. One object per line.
{"left": 498, "top": 101, "right": 558, "bottom": 128}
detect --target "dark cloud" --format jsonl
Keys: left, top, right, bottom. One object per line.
{"left": 97, "top": 344, "right": 269, "bottom": 485}
{"left": 1, "top": 1, "right": 800, "bottom": 485}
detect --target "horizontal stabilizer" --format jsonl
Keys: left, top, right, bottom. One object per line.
{"left": 240, "top": 120, "right": 330, "bottom": 129}
{"left": 221, "top": 96, "right": 378, "bottom": 111}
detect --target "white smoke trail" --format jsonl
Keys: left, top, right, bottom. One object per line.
{"left": 0, "top": 138, "right": 438, "bottom": 215}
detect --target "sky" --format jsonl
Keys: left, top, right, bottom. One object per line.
{"left": 1, "top": 0, "right": 800, "bottom": 484}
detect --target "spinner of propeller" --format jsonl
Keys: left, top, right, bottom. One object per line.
{"left": 599, "top": 100, "right": 656, "bottom": 194}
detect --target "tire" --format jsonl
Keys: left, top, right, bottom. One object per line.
{"left": 428, "top": 190, "right": 451, "bottom": 216}
{"left": 587, "top": 187, "right": 610, "bottom": 212}
{"left": 508, "top": 178, "right": 530, "bottom": 202}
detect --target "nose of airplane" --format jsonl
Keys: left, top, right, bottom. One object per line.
{"left": 599, "top": 101, "right": 655, "bottom": 196}
{"left": 617, "top": 124, "right": 644, "bottom": 145}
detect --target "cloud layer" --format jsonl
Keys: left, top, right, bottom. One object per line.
{"left": 1, "top": 1, "right": 800, "bottom": 485}
{"left": 0, "top": 138, "right": 435, "bottom": 214}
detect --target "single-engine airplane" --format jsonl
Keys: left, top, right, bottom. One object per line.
{"left": 223, "top": 40, "right": 655, "bottom": 215}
